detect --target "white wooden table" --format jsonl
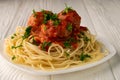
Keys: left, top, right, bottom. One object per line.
{"left": 0, "top": 0, "right": 120, "bottom": 80}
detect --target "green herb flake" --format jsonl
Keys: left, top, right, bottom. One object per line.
{"left": 65, "top": 51, "right": 70, "bottom": 58}
{"left": 32, "top": 9, "right": 37, "bottom": 18}
{"left": 43, "top": 13, "right": 51, "bottom": 24}
{"left": 62, "top": 4, "right": 72, "bottom": 14}
{"left": 22, "top": 26, "right": 32, "bottom": 39}
{"left": 69, "top": 37, "right": 75, "bottom": 42}
{"left": 53, "top": 19, "right": 60, "bottom": 26}
{"left": 51, "top": 14, "right": 60, "bottom": 26}
{"left": 43, "top": 12, "right": 60, "bottom": 26}
{"left": 44, "top": 25, "right": 47, "bottom": 31}
{"left": 83, "top": 36, "right": 90, "bottom": 42}
{"left": 67, "top": 24, "right": 72, "bottom": 32}
{"left": 78, "top": 32, "right": 85, "bottom": 38}
{"left": 64, "top": 41, "right": 71, "bottom": 48}
{"left": 80, "top": 52, "right": 91, "bottom": 61}
{"left": 41, "top": 9, "right": 45, "bottom": 12}
{"left": 50, "top": 13, "right": 58, "bottom": 20}
{"left": 11, "top": 33, "right": 17, "bottom": 39}
{"left": 11, "top": 45, "right": 22, "bottom": 49}
{"left": 80, "top": 32, "right": 85, "bottom": 35}
{"left": 31, "top": 37, "right": 39, "bottom": 46}
{"left": 11, "top": 36, "right": 14, "bottom": 39}
{"left": 12, "top": 55, "right": 16, "bottom": 60}
{"left": 41, "top": 42, "right": 52, "bottom": 50}
{"left": 14, "top": 33, "right": 17, "bottom": 36}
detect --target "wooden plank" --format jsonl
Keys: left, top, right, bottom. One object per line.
{"left": 83, "top": 0, "right": 120, "bottom": 50}
{"left": 0, "top": 0, "right": 119, "bottom": 80}
{"left": 83, "top": 0, "right": 120, "bottom": 80}
{"left": 0, "top": 59, "right": 50, "bottom": 80}
{"left": 0, "top": 0, "right": 22, "bottom": 40}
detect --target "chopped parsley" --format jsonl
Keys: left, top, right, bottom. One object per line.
{"left": 83, "top": 36, "right": 90, "bottom": 42}
{"left": 43, "top": 12, "right": 60, "bottom": 26}
{"left": 14, "top": 33, "right": 17, "bottom": 36}
{"left": 11, "top": 45, "right": 22, "bottom": 49}
{"left": 32, "top": 37, "right": 39, "bottom": 46}
{"left": 32, "top": 9, "right": 37, "bottom": 18}
{"left": 62, "top": 4, "right": 72, "bottom": 14}
{"left": 67, "top": 23, "right": 72, "bottom": 32}
{"left": 64, "top": 37, "right": 76, "bottom": 48}
{"left": 80, "top": 52, "right": 91, "bottom": 61}
{"left": 50, "top": 13, "right": 60, "bottom": 26}
{"left": 78, "top": 32, "right": 85, "bottom": 38}
{"left": 77, "top": 32, "right": 90, "bottom": 42}
{"left": 41, "top": 42, "right": 52, "bottom": 50}
{"left": 12, "top": 55, "right": 16, "bottom": 60}
{"left": 53, "top": 19, "right": 60, "bottom": 26}
{"left": 41, "top": 9, "right": 45, "bottom": 12}
{"left": 11, "top": 33, "right": 17, "bottom": 39}
{"left": 11, "top": 36, "right": 14, "bottom": 39}
{"left": 50, "top": 13, "right": 58, "bottom": 20}
{"left": 80, "top": 32, "right": 85, "bottom": 35}
{"left": 22, "top": 26, "right": 32, "bottom": 39}
{"left": 65, "top": 51, "right": 70, "bottom": 58}
{"left": 43, "top": 13, "right": 52, "bottom": 24}
{"left": 64, "top": 41, "right": 71, "bottom": 48}
{"left": 44, "top": 25, "right": 47, "bottom": 31}
{"left": 11, "top": 26, "right": 31, "bottom": 49}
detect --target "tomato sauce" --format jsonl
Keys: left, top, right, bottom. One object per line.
{"left": 27, "top": 9, "right": 87, "bottom": 50}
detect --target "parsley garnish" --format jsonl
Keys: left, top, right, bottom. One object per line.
{"left": 41, "top": 9, "right": 45, "bottom": 12}
{"left": 22, "top": 26, "right": 32, "bottom": 39}
{"left": 83, "top": 36, "right": 90, "bottom": 42}
{"left": 64, "top": 37, "right": 76, "bottom": 48}
{"left": 80, "top": 52, "right": 91, "bottom": 61}
{"left": 41, "top": 42, "right": 52, "bottom": 50}
{"left": 44, "top": 25, "right": 47, "bottom": 31}
{"left": 11, "top": 36, "right": 14, "bottom": 39}
{"left": 53, "top": 19, "right": 60, "bottom": 26}
{"left": 11, "top": 26, "right": 32, "bottom": 49}
{"left": 11, "top": 33, "right": 17, "bottom": 39}
{"left": 80, "top": 32, "right": 85, "bottom": 35}
{"left": 32, "top": 37, "right": 39, "bottom": 46}
{"left": 67, "top": 23, "right": 72, "bottom": 32}
{"left": 11, "top": 45, "right": 22, "bottom": 49}
{"left": 65, "top": 51, "right": 70, "bottom": 58}
{"left": 62, "top": 4, "right": 72, "bottom": 14}
{"left": 52, "top": 14, "right": 60, "bottom": 26}
{"left": 78, "top": 32, "right": 85, "bottom": 38}
{"left": 50, "top": 13, "right": 58, "bottom": 20}
{"left": 12, "top": 55, "right": 16, "bottom": 60}
{"left": 14, "top": 33, "right": 17, "bottom": 36}
{"left": 43, "top": 13, "right": 52, "bottom": 24}
{"left": 64, "top": 41, "right": 71, "bottom": 48}
{"left": 43, "top": 13, "right": 60, "bottom": 26}
{"left": 32, "top": 9, "right": 37, "bottom": 18}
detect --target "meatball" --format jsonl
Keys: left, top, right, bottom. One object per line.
{"left": 58, "top": 20, "right": 72, "bottom": 38}
{"left": 40, "top": 19, "right": 73, "bottom": 38}
{"left": 58, "top": 9, "right": 81, "bottom": 30}
{"left": 27, "top": 10, "right": 53, "bottom": 31}
{"left": 40, "top": 22, "right": 58, "bottom": 38}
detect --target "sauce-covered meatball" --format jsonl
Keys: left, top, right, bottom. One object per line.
{"left": 27, "top": 10, "right": 53, "bottom": 31}
{"left": 58, "top": 9, "right": 81, "bottom": 30}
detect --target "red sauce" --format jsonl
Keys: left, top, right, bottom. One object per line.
{"left": 27, "top": 9, "right": 87, "bottom": 50}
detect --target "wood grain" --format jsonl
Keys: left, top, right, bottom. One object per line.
{"left": 0, "top": 0, "right": 120, "bottom": 80}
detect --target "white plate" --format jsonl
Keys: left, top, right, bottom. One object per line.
{"left": 0, "top": 36, "right": 116, "bottom": 75}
